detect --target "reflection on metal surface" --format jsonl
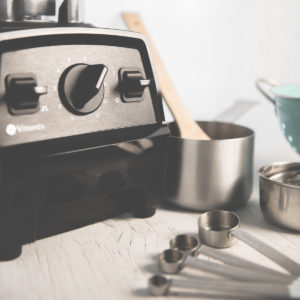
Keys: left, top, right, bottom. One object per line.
{"left": 0, "top": 0, "right": 14, "bottom": 21}
{"left": 14, "top": 0, "right": 56, "bottom": 20}
{"left": 116, "top": 139, "right": 154, "bottom": 155}
{"left": 116, "top": 142, "right": 143, "bottom": 155}
{"left": 279, "top": 188, "right": 289, "bottom": 211}
{"left": 0, "top": 0, "right": 84, "bottom": 23}
{"left": 59, "top": 0, "right": 83, "bottom": 23}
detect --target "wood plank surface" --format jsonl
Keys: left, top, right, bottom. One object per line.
{"left": 0, "top": 194, "right": 300, "bottom": 300}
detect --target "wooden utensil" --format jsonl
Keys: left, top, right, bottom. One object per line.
{"left": 122, "top": 13, "right": 210, "bottom": 140}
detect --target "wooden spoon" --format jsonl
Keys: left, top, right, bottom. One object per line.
{"left": 122, "top": 13, "right": 210, "bottom": 140}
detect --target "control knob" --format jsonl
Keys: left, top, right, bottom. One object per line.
{"left": 6, "top": 73, "right": 47, "bottom": 115}
{"left": 59, "top": 64, "right": 108, "bottom": 115}
{"left": 119, "top": 68, "right": 151, "bottom": 102}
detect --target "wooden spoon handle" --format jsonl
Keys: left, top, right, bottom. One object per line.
{"left": 122, "top": 13, "right": 210, "bottom": 140}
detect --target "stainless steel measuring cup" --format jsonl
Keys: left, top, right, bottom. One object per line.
{"left": 163, "top": 121, "right": 254, "bottom": 211}
{"left": 198, "top": 210, "right": 240, "bottom": 248}
{"left": 198, "top": 210, "right": 300, "bottom": 276}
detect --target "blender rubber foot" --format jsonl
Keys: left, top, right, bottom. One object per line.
{"left": 0, "top": 244, "right": 22, "bottom": 261}
{"left": 133, "top": 208, "right": 156, "bottom": 218}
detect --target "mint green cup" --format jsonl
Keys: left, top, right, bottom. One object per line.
{"left": 256, "top": 78, "right": 300, "bottom": 155}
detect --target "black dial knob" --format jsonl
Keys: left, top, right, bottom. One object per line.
{"left": 59, "top": 64, "right": 108, "bottom": 115}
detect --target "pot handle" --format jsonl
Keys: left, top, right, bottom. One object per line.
{"left": 255, "top": 78, "right": 278, "bottom": 105}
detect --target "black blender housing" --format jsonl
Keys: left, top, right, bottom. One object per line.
{"left": 0, "top": 0, "right": 168, "bottom": 260}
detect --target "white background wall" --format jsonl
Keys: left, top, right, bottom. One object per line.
{"left": 84, "top": 0, "right": 300, "bottom": 167}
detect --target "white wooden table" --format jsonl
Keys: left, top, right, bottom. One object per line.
{"left": 1, "top": 198, "right": 300, "bottom": 300}
{"left": 1, "top": 102, "right": 300, "bottom": 300}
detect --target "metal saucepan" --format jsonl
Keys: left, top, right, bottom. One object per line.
{"left": 259, "top": 162, "right": 300, "bottom": 232}
{"left": 123, "top": 13, "right": 255, "bottom": 211}
{"left": 163, "top": 121, "right": 254, "bottom": 211}
{"left": 123, "top": 13, "right": 255, "bottom": 210}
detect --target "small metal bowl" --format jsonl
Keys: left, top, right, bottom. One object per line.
{"left": 259, "top": 162, "right": 300, "bottom": 231}
{"left": 198, "top": 210, "right": 240, "bottom": 248}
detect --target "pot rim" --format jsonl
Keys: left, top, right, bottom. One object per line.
{"left": 259, "top": 161, "right": 300, "bottom": 190}
{"left": 166, "top": 121, "right": 255, "bottom": 142}
{"left": 198, "top": 210, "right": 240, "bottom": 232}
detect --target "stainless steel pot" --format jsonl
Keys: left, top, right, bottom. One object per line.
{"left": 163, "top": 121, "right": 254, "bottom": 211}
{"left": 259, "top": 162, "right": 300, "bottom": 232}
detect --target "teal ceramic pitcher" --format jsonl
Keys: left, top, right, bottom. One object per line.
{"left": 256, "top": 78, "right": 300, "bottom": 155}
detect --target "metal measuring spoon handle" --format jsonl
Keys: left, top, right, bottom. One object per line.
{"left": 149, "top": 275, "right": 300, "bottom": 298}
{"left": 159, "top": 248, "right": 289, "bottom": 283}
{"left": 170, "top": 234, "right": 292, "bottom": 281}
{"left": 175, "top": 277, "right": 300, "bottom": 299}
{"left": 234, "top": 229, "right": 300, "bottom": 276}
{"left": 199, "top": 244, "right": 293, "bottom": 281}
{"left": 148, "top": 275, "right": 255, "bottom": 298}
{"left": 184, "top": 255, "right": 290, "bottom": 283}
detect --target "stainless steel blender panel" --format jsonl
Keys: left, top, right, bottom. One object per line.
{"left": 0, "top": 28, "right": 160, "bottom": 147}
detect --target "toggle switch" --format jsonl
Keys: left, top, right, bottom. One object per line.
{"left": 6, "top": 73, "right": 47, "bottom": 115}
{"left": 119, "top": 68, "right": 151, "bottom": 102}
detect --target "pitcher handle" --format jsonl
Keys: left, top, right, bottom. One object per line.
{"left": 256, "top": 78, "right": 278, "bottom": 106}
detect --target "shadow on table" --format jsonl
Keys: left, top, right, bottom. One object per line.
{"left": 132, "top": 287, "right": 273, "bottom": 299}
{"left": 160, "top": 196, "right": 299, "bottom": 235}
{"left": 235, "top": 201, "right": 300, "bottom": 235}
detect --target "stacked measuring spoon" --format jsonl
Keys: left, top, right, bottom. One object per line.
{"left": 149, "top": 210, "right": 300, "bottom": 298}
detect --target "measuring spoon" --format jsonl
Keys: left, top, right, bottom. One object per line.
{"left": 170, "top": 234, "right": 292, "bottom": 280}
{"left": 198, "top": 210, "right": 300, "bottom": 276}
{"left": 149, "top": 274, "right": 300, "bottom": 298}
{"left": 159, "top": 248, "right": 290, "bottom": 283}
